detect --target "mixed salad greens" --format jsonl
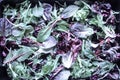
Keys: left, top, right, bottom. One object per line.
{"left": 0, "top": 0, "right": 120, "bottom": 80}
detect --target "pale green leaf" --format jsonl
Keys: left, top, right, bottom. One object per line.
{"left": 32, "top": 5, "right": 44, "bottom": 17}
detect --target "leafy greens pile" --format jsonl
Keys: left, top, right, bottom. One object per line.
{"left": 0, "top": 0, "right": 120, "bottom": 80}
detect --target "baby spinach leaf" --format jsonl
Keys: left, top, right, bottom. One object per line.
{"left": 56, "top": 25, "right": 69, "bottom": 32}
{"left": 17, "top": 46, "right": 34, "bottom": 62}
{"left": 60, "top": 5, "right": 79, "bottom": 19}
{"left": 41, "top": 36, "right": 57, "bottom": 49}
{"left": 71, "top": 23, "right": 94, "bottom": 38}
{"left": 37, "top": 26, "right": 52, "bottom": 42}
{"left": 35, "top": 36, "right": 57, "bottom": 55}
{"left": 43, "top": 3, "right": 52, "bottom": 20}
{"left": 56, "top": 21, "right": 69, "bottom": 32}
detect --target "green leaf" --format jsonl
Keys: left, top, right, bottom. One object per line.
{"left": 41, "top": 56, "right": 60, "bottom": 75}
{"left": 89, "top": 15, "right": 105, "bottom": 27}
{"left": 56, "top": 25, "right": 69, "bottom": 32}
{"left": 8, "top": 63, "right": 18, "bottom": 78}
{"left": 102, "top": 26, "right": 116, "bottom": 38}
{"left": 4, "top": 46, "right": 34, "bottom": 64}
{"left": 81, "top": 59, "right": 92, "bottom": 67}
{"left": 32, "top": 5, "right": 44, "bottom": 17}
{"left": 72, "top": 57, "right": 94, "bottom": 78}
{"left": 78, "top": 28, "right": 94, "bottom": 38}
{"left": 41, "top": 36, "right": 57, "bottom": 49}
{"left": 92, "top": 61, "right": 114, "bottom": 78}
{"left": 81, "top": 40, "right": 94, "bottom": 59}
{"left": 61, "top": 5, "right": 79, "bottom": 18}
{"left": 73, "top": 3, "right": 89, "bottom": 21}
{"left": 41, "top": 61, "right": 54, "bottom": 74}
{"left": 62, "top": 52, "right": 73, "bottom": 68}
{"left": 56, "top": 20, "right": 69, "bottom": 32}
{"left": 3, "top": 8, "right": 17, "bottom": 18}
{"left": 17, "top": 46, "right": 34, "bottom": 62}
{"left": 35, "top": 36, "right": 57, "bottom": 55}
{"left": 37, "top": 26, "right": 52, "bottom": 42}
{"left": 8, "top": 62, "right": 30, "bottom": 79}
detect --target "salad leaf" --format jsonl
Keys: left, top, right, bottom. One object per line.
{"left": 60, "top": 5, "right": 79, "bottom": 19}
{"left": 32, "top": 4, "right": 44, "bottom": 17}
{"left": 37, "top": 26, "right": 52, "bottom": 42}
{"left": 54, "top": 70, "right": 70, "bottom": 80}
{"left": 42, "top": 36, "right": 57, "bottom": 49}
{"left": 0, "top": 18, "right": 12, "bottom": 36}
{"left": 70, "top": 23, "right": 94, "bottom": 38}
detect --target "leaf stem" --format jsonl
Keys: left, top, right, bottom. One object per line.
{"left": 5, "top": 17, "right": 16, "bottom": 26}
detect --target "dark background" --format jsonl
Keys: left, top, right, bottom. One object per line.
{"left": 0, "top": 0, "right": 120, "bottom": 80}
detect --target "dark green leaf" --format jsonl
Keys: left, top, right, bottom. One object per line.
{"left": 37, "top": 26, "right": 52, "bottom": 42}
{"left": 56, "top": 25, "right": 69, "bottom": 32}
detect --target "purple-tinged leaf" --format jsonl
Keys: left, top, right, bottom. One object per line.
{"left": 42, "top": 36, "right": 57, "bottom": 49}
{"left": 54, "top": 70, "right": 70, "bottom": 80}
{"left": 70, "top": 23, "right": 94, "bottom": 38}
{"left": 0, "top": 18, "right": 12, "bottom": 36}
{"left": 43, "top": 3, "right": 52, "bottom": 21}
{"left": 60, "top": 5, "right": 79, "bottom": 19}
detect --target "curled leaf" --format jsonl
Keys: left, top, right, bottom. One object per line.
{"left": 103, "top": 26, "right": 116, "bottom": 38}
{"left": 43, "top": 3, "right": 52, "bottom": 20}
